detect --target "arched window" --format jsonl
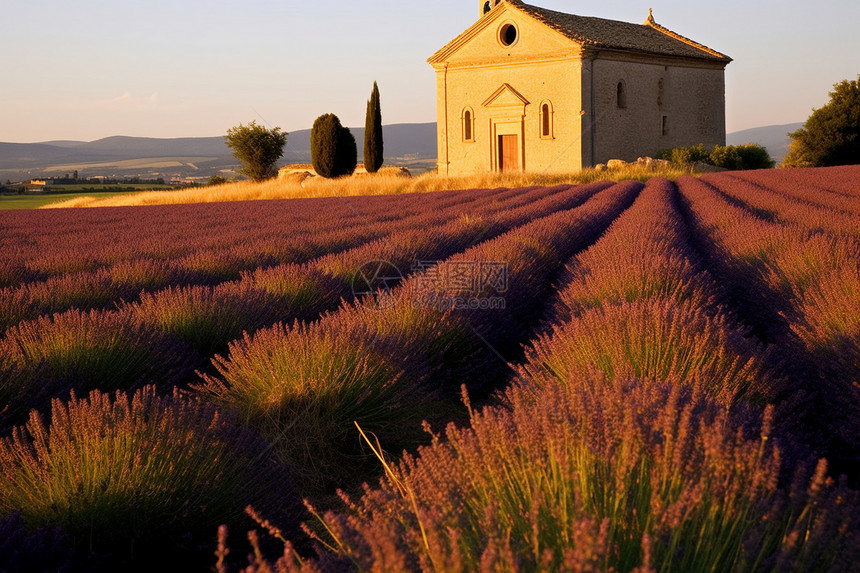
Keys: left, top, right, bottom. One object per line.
{"left": 462, "top": 108, "right": 475, "bottom": 142}
{"left": 539, "top": 101, "right": 553, "bottom": 139}
{"left": 616, "top": 81, "right": 627, "bottom": 109}
{"left": 482, "top": 1, "right": 500, "bottom": 16}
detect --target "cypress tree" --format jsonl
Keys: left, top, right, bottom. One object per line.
{"left": 364, "top": 81, "right": 384, "bottom": 173}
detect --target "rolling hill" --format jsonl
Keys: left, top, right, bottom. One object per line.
{"left": 726, "top": 122, "right": 803, "bottom": 164}
{"left": 1, "top": 121, "right": 801, "bottom": 182}
{"left": 0, "top": 123, "right": 438, "bottom": 181}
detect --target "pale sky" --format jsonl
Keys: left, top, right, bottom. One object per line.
{"left": 1, "top": 0, "right": 858, "bottom": 142}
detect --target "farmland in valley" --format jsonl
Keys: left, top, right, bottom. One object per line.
{"left": 0, "top": 167, "right": 859, "bottom": 571}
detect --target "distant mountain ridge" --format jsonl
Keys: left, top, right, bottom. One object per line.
{"left": 0, "top": 123, "right": 437, "bottom": 178}
{"left": 1, "top": 121, "right": 800, "bottom": 180}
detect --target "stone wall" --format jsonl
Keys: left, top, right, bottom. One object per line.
{"left": 591, "top": 54, "right": 726, "bottom": 164}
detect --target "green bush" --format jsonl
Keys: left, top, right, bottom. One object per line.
{"left": 311, "top": 114, "right": 357, "bottom": 178}
{"left": 709, "top": 144, "right": 744, "bottom": 170}
{"left": 336, "top": 125, "right": 357, "bottom": 178}
{"left": 711, "top": 144, "right": 775, "bottom": 170}
{"left": 657, "top": 143, "right": 774, "bottom": 170}
{"left": 732, "top": 143, "right": 776, "bottom": 169}
{"left": 656, "top": 143, "right": 710, "bottom": 165}
{"left": 311, "top": 114, "right": 339, "bottom": 178}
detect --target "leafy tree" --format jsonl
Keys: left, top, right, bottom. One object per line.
{"left": 364, "top": 81, "right": 384, "bottom": 173}
{"left": 311, "top": 114, "right": 357, "bottom": 178}
{"left": 784, "top": 75, "right": 860, "bottom": 167}
{"left": 207, "top": 175, "right": 228, "bottom": 186}
{"left": 225, "top": 121, "right": 287, "bottom": 181}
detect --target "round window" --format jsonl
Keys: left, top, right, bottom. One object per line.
{"left": 499, "top": 23, "right": 518, "bottom": 46}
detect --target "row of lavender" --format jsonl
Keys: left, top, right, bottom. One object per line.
{"left": 286, "top": 176, "right": 859, "bottom": 572}
{"left": 0, "top": 191, "right": 493, "bottom": 284}
{"left": 0, "top": 181, "right": 632, "bottom": 569}
{"left": 0, "top": 187, "right": 523, "bottom": 331}
{"left": 679, "top": 174, "right": 860, "bottom": 476}
{"left": 1, "top": 167, "right": 859, "bottom": 571}
{"left": 0, "top": 182, "right": 607, "bottom": 429}
{"left": 195, "top": 180, "right": 640, "bottom": 496}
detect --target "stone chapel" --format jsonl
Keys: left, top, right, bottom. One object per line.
{"left": 428, "top": 0, "right": 731, "bottom": 175}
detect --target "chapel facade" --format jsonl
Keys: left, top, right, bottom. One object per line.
{"left": 428, "top": 0, "right": 732, "bottom": 175}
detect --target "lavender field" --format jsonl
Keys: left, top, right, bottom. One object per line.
{"left": 1, "top": 167, "right": 859, "bottom": 571}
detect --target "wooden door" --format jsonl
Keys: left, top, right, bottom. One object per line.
{"left": 498, "top": 134, "right": 519, "bottom": 172}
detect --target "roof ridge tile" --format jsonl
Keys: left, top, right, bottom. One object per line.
{"left": 644, "top": 9, "right": 731, "bottom": 60}
{"left": 513, "top": 2, "right": 731, "bottom": 63}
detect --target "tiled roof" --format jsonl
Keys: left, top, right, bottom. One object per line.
{"left": 512, "top": 1, "right": 731, "bottom": 62}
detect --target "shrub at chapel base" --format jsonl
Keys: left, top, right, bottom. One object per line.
{"left": 732, "top": 143, "right": 776, "bottom": 169}
{"left": 656, "top": 144, "right": 710, "bottom": 165}
{"left": 656, "top": 143, "right": 774, "bottom": 170}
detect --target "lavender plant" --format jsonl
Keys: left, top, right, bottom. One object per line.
{"left": 0, "top": 308, "right": 191, "bottom": 428}
{"left": 296, "top": 376, "right": 859, "bottom": 572}
{"left": 0, "top": 387, "right": 295, "bottom": 569}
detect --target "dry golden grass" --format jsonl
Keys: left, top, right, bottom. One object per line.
{"left": 43, "top": 163, "right": 694, "bottom": 209}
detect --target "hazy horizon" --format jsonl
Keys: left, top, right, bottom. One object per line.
{"left": 2, "top": 121, "right": 807, "bottom": 147}
{"left": 3, "top": 0, "right": 858, "bottom": 143}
